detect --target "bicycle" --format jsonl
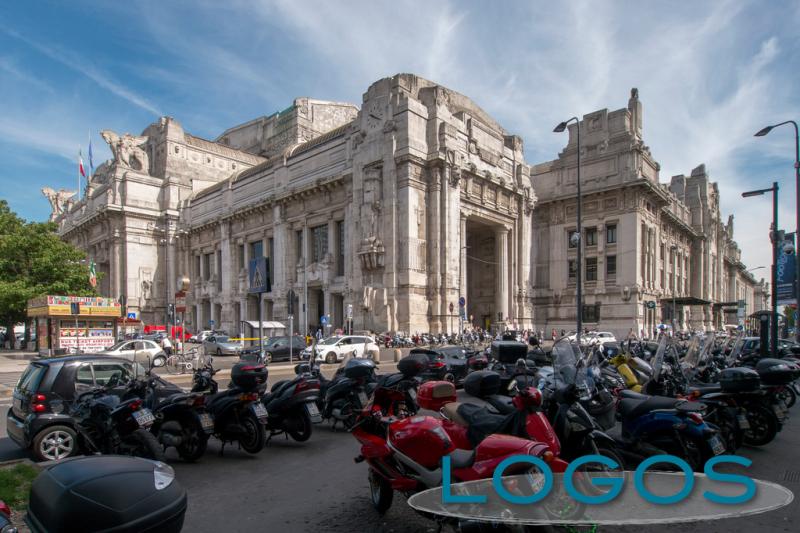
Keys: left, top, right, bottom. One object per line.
{"left": 165, "top": 347, "right": 205, "bottom": 375}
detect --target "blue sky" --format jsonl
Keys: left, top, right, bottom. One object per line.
{"left": 0, "top": 0, "right": 798, "bottom": 271}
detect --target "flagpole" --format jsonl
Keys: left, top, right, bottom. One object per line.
{"left": 77, "top": 149, "right": 81, "bottom": 201}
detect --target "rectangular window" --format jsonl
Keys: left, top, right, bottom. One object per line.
{"left": 337, "top": 221, "right": 345, "bottom": 276}
{"left": 250, "top": 240, "right": 263, "bottom": 259}
{"left": 238, "top": 244, "right": 245, "bottom": 270}
{"left": 606, "top": 255, "right": 616, "bottom": 277}
{"left": 582, "top": 303, "right": 600, "bottom": 323}
{"left": 194, "top": 255, "right": 201, "bottom": 280}
{"left": 669, "top": 272, "right": 674, "bottom": 292}
{"left": 606, "top": 225, "right": 617, "bottom": 244}
{"left": 203, "top": 253, "right": 211, "bottom": 281}
{"left": 585, "top": 227, "right": 597, "bottom": 246}
{"left": 568, "top": 259, "right": 577, "bottom": 282}
{"left": 296, "top": 230, "right": 304, "bottom": 263}
{"left": 216, "top": 250, "right": 222, "bottom": 289}
{"left": 660, "top": 268, "right": 664, "bottom": 288}
{"left": 311, "top": 224, "right": 328, "bottom": 263}
{"left": 567, "top": 230, "right": 577, "bottom": 248}
{"left": 585, "top": 257, "right": 597, "bottom": 281}
{"left": 268, "top": 237, "right": 274, "bottom": 290}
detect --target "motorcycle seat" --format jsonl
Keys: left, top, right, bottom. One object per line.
{"left": 441, "top": 402, "right": 469, "bottom": 426}
{"left": 446, "top": 448, "right": 476, "bottom": 469}
{"left": 486, "top": 395, "right": 516, "bottom": 415}
{"left": 618, "top": 395, "right": 683, "bottom": 419}
{"left": 619, "top": 390, "right": 649, "bottom": 400}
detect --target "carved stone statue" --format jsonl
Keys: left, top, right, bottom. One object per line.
{"left": 41, "top": 186, "right": 77, "bottom": 221}
{"left": 100, "top": 130, "right": 149, "bottom": 172}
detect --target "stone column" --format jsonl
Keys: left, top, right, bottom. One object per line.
{"left": 428, "top": 167, "right": 441, "bottom": 332}
{"left": 495, "top": 227, "right": 509, "bottom": 325}
{"left": 111, "top": 230, "right": 122, "bottom": 299}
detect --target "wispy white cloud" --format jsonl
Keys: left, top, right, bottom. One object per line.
{"left": 0, "top": 26, "right": 162, "bottom": 116}
{"left": 0, "top": 56, "right": 54, "bottom": 93}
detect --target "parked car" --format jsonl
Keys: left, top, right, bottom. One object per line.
{"left": 310, "top": 335, "right": 380, "bottom": 364}
{"left": 203, "top": 335, "right": 242, "bottom": 356}
{"left": 410, "top": 346, "right": 470, "bottom": 385}
{"left": 96, "top": 339, "right": 166, "bottom": 366}
{"left": 6, "top": 355, "right": 180, "bottom": 462}
{"left": 241, "top": 335, "right": 307, "bottom": 363}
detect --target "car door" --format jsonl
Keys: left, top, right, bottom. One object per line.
{"left": 116, "top": 341, "right": 136, "bottom": 358}
{"left": 272, "top": 338, "right": 289, "bottom": 359}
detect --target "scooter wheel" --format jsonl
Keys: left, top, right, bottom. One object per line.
{"left": 743, "top": 405, "right": 778, "bottom": 447}
{"left": 239, "top": 412, "right": 267, "bottom": 454}
{"left": 127, "top": 429, "right": 166, "bottom": 462}
{"left": 368, "top": 470, "right": 393, "bottom": 514}
{"left": 287, "top": 409, "right": 313, "bottom": 442}
{"left": 177, "top": 423, "right": 209, "bottom": 462}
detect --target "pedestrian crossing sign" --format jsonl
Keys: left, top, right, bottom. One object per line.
{"left": 248, "top": 257, "right": 271, "bottom": 294}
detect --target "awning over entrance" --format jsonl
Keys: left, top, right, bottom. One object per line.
{"left": 669, "top": 297, "right": 712, "bottom": 306}
{"left": 243, "top": 321, "right": 286, "bottom": 330}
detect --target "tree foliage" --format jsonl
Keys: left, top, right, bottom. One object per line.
{"left": 0, "top": 200, "right": 96, "bottom": 336}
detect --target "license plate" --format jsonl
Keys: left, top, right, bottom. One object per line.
{"left": 252, "top": 403, "right": 268, "bottom": 421}
{"left": 737, "top": 414, "right": 750, "bottom": 430}
{"left": 199, "top": 413, "right": 214, "bottom": 432}
{"left": 133, "top": 408, "right": 155, "bottom": 428}
{"left": 305, "top": 403, "right": 322, "bottom": 423}
{"left": 708, "top": 435, "right": 726, "bottom": 456}
{"left": 357, "top": 391, "right": 369, "bottom": 406}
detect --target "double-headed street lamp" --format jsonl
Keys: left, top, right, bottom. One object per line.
{"left": 554, "top": 117, "right": 582, "bottom": 342}
{"left": 742, "top": 182, "right": 779, "bottom": 357}
{"left": 755, "top": 121, "right": 799, "bottom": 341}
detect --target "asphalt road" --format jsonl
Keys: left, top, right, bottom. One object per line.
{"left": 1, "top": 383, "right": 798, "bottom": 532}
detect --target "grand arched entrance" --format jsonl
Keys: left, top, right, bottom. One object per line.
{"left": 463, "top": 217, "right": 511, "bottom": 332}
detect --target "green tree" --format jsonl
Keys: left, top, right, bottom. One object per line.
{"left": 0, "top": 200, "right": 96, "bottom": 345}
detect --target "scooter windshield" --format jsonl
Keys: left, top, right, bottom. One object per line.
{"left": 650, "top": 337, "right": 668, "bottom": 382}
{"left": 552, "top": 338, "right": 579, "bottom": 387}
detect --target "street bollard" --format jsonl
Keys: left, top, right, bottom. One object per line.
{"left": 394, "top": 348, "right": 402, "bottom": 362}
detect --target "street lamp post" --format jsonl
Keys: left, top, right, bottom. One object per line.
{"left": 670, "top": 244, "right": 678, "bottom": 333}
{"left": 755, "top": 121, "right": 799, "bottom": 341}
{"left": 742, "top": 182, "right": 779, "bottom": 357}
{"left": 554, "top": 117, "right": 581, "bottom": 342}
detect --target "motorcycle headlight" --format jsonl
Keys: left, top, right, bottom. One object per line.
{"left": 153, "top": 461, "right": 175, "bottom": 490}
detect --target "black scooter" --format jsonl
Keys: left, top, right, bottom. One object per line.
{"left": 191, "top": 358, "right": 268, "bottom": 455}
{"left": 259, "top": 363, "right": 322, "bottom": 442}
{"left": 69, "top": 375, "right": 165, "bottom": 461}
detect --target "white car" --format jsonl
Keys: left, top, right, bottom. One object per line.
{"left": 581, "top": 331, "right": 617, "bottom": 345}
{"left": 97, "top": 340, "right": 166, "bottom": 366}
{"left": 313, "top": 335, "right": 380, "bottom": 364}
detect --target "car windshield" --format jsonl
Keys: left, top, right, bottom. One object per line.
{"left": 319, "top": 336, "right": 341, "bottom": 345}
{"left": 215, "top": 336, "right": 230, "bottom": 343}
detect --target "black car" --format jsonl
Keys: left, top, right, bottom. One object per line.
{"left": 410, "top": 346, "right": 470, "bottom": 385}
{"left": 7, "top": 355, "right": 179, "bottom": 462}
{"left": 241, "top": 335, "right": 307, "bottom": 363}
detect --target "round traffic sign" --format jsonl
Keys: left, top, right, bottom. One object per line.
{"left": 459, "top": 296, "right": 466, "bottom": 306}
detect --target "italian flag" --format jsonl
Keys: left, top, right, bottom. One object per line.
{"left": 79, "top": 149, "right": 87, "bottom": 178}
{"left": 89, "top": 260, "right": 97, "bottom": 288}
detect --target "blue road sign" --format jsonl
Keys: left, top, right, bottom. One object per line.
{"left": 321, "top": 315, "right": 328, "bottom": 325}
{"left": 248, "top": 257, "right": 271, "bottom": 294}
{"left": 458, "top": 296, "right": 466, "bottom": 307}
{"left": 127, "top": 312, "right": 136, "bottom": 320}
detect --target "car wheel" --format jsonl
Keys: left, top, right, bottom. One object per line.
{"left": 265, "top": 352, "right": 273, "bottom": 364}
{"left": 326, "top": 352, "right": 337, "bottom": 364}
{"left": 33, "top": 425, "right": 78, "bottom": 462}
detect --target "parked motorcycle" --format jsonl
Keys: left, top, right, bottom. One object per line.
{"left": 259, "top": 363, "right": 322, "bottom": 442}
{"left": 125, "top": 358, "right": 213, "bottom": 462}
{"left": 352, "top": 355, "right": 562, "bottom": 519}
{"left": 613, "top": 338, "right": 726, "bottom": 471}
{"left": 191, "top": 358, "right": 268, "bottom": 454}
{"left": 317, "top": 356, "right": 378, "bottom": 429}
{"left": 69, "top": 374, "right": 165, "bottom": 461}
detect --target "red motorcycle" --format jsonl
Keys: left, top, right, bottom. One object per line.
{"left": 352, "top": 355, "right": 564, "bottom": 515}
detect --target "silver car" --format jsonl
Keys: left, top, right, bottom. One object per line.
{"left": 203, "top": 335, "right": 242, "bottom": 356}
{"left": 96, "top": 340, "right": 166, "bottom": 366}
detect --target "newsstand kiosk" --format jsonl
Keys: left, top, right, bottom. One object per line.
{"left": 27, "top": 295, "right": 121, "bottom": 355}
